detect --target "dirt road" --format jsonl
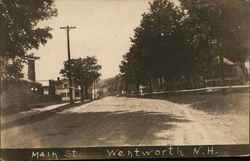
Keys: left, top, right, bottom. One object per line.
{"left": 1, "top": 95, "right": 249, "bottom": 148}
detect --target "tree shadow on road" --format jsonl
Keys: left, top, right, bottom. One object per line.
{"left": 1, "top": 108, "right": 191, "bottom": 148}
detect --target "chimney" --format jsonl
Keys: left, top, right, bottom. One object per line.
{"left": 49, "top": 80, "right": 55, "bottom": 96}
{"left": 28, "top": 59, "right": 36, "bottom": 81}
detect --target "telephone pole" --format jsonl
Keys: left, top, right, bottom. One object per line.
{"left": 60, "top": 25, "right": 76, "bottom": 104}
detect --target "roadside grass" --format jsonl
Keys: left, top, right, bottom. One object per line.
{"left": 200, "top": 93, "right": 248, "bottom": 115}
{"left": 175, "top": 92, "right": 248, "bottom": 115}
{"left": 142, "top": 92, "right": 249, "bottom": 115}
{"left": 1, "top": 99, "right": 91, "bottom": 116}
{"left": 1, "top": 101, "right": 63, "bottom": 116}
{"left": 1, "top": 100, "right": 93, "bottom": 130}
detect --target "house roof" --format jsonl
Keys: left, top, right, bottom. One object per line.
{"left": 19, "top": 78, "right": 42, "bottom": 85}
{"left": 39, "top": 81, "right": 49, "bottom": 86}
{"left": 213, "top": 56, "right": 235, "bottom": 65}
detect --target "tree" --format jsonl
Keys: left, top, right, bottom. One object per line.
{"left": 180, "top": 0, "right": 250, "bottom": 85}
{"left": 60, "top": 56, "right": 102, "bottom": 102}
{"left": 120, "top": 0, "right": 195, "bottom": 91}
{"left": 0, "top": 0, "right": 57, "bottom": 80}
{"left": 120, "top": 0, "right": 250, "bottom": 92}
{"left": 120, "top": 50, "right": 142, "bottom": 91}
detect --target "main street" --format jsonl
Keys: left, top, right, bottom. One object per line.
{"left": 1, "top": 95, "right": 249, "bottom": 148}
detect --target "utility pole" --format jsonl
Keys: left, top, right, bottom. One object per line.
{"left": 60, "top": 25, "right": 76, "bottom": 104}
{"left": 0, "top": 15, "right": 6, "bottom": 57}
{"left": 219, "top": 53, "right": 225, "bottom": 86}
{"left": 92, "top": 81, "right": 94, "bottom": 100}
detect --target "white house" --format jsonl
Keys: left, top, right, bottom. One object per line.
{"left": 55, "top": 79, "right": 81, "bottom": 101}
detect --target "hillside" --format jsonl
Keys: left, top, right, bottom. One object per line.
{"left": 95, "top": 76, "right": 122, "bottom": 96}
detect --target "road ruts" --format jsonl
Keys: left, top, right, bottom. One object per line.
{"left": 1, "top": 96, "right": 248, "bottom": 148}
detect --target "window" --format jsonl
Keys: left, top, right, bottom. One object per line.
{"left": 61, "top": 93, "right": 67, "bottom": 97}
{"left": 75, "top": 91, "right": 80, "bottom": 97}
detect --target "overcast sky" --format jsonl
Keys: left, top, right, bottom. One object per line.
{"left": 27, "top": 0, "right": 154, "bottom": 81}
{"left": 23, "top": 0, "right": 181, "bottom": 81}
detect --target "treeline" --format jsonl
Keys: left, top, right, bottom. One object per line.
{"left": 120, "top": 0, "right": 249, "bottom": 91}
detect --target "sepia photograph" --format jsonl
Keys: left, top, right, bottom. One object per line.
{"left": 0, "top": 0, "right": 249, "bottom": 160}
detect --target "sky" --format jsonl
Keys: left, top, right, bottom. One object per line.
{"left": 24, "top": 0, "right": 249, "bottom": 82}
{"left": 28, "top": 0, "right": 163, "bottom": 81}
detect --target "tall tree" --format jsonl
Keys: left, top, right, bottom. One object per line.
{"left": 180, "top": 0, "right": 250, "bottom": 85}
{"left": 120, "top": 50, "right": 145, "bottom": 91}
{"left": 120, "top": 0, "right": 195, "bottom": 91}
{"left": 0, "top": 0, "right": 57, "bottom": 80}
{"left": 120, "top": 0, "right": 250, "bottom": 92}
{"left": 60, "top": 56, "right": 102, "bottom": 102}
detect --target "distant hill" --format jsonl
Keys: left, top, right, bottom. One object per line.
{"left": 96, "top": 77, "right": 116, "bottom": 88}
{"left": 95, "top": 76, "right": 122, "bottom": 96}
